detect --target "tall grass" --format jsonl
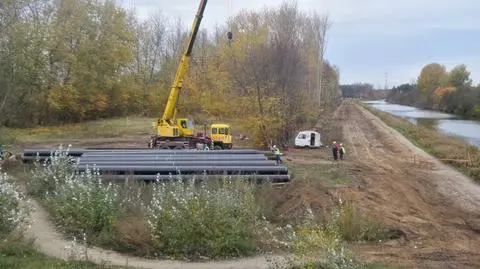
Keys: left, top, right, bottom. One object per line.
{"left": 26, "top": 147, "right": 286, "bottom": 260}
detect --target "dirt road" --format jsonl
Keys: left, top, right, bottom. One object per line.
{"left": 335, "top": 100, "right": 480, "bottom": 268}
{"left": 23, "top": 100, "right": 480, "bottom": 269}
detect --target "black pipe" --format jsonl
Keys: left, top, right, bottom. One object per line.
{"left": 77, "top": 160, "right": 277, "bottom": 166}
{"left": 81, "top": 153, "right": 265, "bottom": 158}
{"left": 100, "top": 174, "right": 291, "bottom": 182}
{"left": 79, "top": 154, "right": 267, "bottom": 160}
{"left": 22, "top": 154, "right": 267, "bottom": 160}
{"left": 82, "top": 150, "right": 261, "bottom": 155}
{"left": 22, "top": 156, "right": 268, "bottom": 164}
{"left": 75, "top": 165, "right": 288, "bottom": 175}
{"left": 22, "top": 153, "right": 268, "bottom": 161}
{"left": 23, "top": 148, "right": 262, "bottom": 155}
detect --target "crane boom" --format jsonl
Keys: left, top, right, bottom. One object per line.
{"left": 161, "top": 0, "right": 207, "bottom": 123}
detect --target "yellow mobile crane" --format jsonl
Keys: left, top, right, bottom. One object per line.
{"left": 148, "top": 0, "right": 233, "bottom": 150}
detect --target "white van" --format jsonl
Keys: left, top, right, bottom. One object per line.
{"left": 294, "top": 130, "right": 322, "bottom": 148}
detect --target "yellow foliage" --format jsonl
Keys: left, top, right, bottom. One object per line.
{"left": 89, "top": 92, "right": 109, "bottom": 112}
{"left": 434, "top": 86, "right": 456, "bottom": 98}
{"left": 48, "top": 85, "right": 80, "bottom": 112}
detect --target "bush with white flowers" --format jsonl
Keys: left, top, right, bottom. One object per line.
{"left": 27, "top": 146, "right": 285, "bottom": 259}
{"left": 0, "top": 169, "right": 30, "bottom": 240}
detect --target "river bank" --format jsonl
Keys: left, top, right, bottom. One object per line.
{"left": 361, "top": 101, "right": 480, "bottom": 182}
{"left": 364, "top": 100, "right": 480, "bottom": 148}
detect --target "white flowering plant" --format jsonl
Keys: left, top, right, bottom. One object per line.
{"left": 27, "top": 146, "right": 290, "bottom": 259}
{"left": 146, "top": 177, "right": 278, "bottom": 259}
{"left": 28, "top": 144, "right": 77, "bottom": 198}
{"left": 0, "top": 169, "right": 30, "bottom": 240}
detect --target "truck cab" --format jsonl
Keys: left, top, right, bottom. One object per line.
{"left": 210, "top": 124, "right": 232, "bottom": 149}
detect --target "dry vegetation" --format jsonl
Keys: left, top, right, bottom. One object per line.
{"left": 22, "top": 148, "right": 392, "bottom": 263}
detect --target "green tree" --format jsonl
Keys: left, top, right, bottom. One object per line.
{"left": 448, "top": 64, "right": 472, "bottom": 87}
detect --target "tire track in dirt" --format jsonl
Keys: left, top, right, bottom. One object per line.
{"left": 338, "top": 102, "right": 439, "bottom": 231}
{"left": 338, "top": 100, "right": 480, "bottom": 269}
{"left": 338, "top": 102, "right": 359, "bottom": 157}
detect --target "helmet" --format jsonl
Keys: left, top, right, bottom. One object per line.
{"left": 333, "top": 141, "right": 336, "bottom": 144}
{"left": 340, "top": 143, "right": 343, "bottom": 146}
{"left": 273, "top": 145, "right": 277, "bottom": 148}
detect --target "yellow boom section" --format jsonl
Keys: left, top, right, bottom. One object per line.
{"left": 156, "top": 0, "right": 207, "bottom": 137}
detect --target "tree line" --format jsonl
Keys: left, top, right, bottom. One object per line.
{"left": 387, "top": 63, "right": 480, "bottom": 118}
{"left": 0, "top": 0, "right": 341, "bottom": 145}
{"left": 340, "top": 83, "right": 388, "bottom": 100}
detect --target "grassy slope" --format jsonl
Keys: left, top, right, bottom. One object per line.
{"left": 4, "top": 117, "right": 155, "bottom": 144}
{"left": 361, "top": 102, "right": 480, "bottom": 182}
{"left": 0, "top": 116, "right": 257, "bottom": 151}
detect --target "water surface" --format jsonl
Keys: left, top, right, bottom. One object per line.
{"left": 364, "top": 100, "right": 480, "bottom": 148}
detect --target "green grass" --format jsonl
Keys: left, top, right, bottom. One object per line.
{"left": 361, "top": 102, "right": 480, "bottom": 182}
{"left": 286, "top": 163, "right": 352, "bottom": 187}
{"left": 0, "top": 239, "right": 125, "bottom": 269}
{"left": 0, "top": 249, "right": 110, "bottom": 269}
{"left": 6, "top": 116, "right": 155, "bottom": 144}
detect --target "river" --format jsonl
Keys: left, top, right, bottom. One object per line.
{"left": 363, "top": 100, "right": 480, "bottom": 148}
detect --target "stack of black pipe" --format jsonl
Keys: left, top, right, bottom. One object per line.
{"left": 21, "top": 148, "right": 290, "bottom": 183}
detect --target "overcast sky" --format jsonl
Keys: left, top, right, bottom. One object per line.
{"left": 120, "top": 0, "right": 480, "bottom": 88}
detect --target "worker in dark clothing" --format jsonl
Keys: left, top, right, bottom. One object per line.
{"left": 339, "top": 143, "right": 345, "bottom": 160}
{"left": 332, "top": 141, "right": 339, "bottom": 161}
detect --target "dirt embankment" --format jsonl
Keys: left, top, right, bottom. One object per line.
{"left": 335, "top": 100, "right": 480, "bottom": 269}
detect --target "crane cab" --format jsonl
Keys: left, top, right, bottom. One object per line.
{"left": 210, "top": 124, "right": 232, "bottom": 149}
{"left": 176, "top": 118, "right": 195, "bottom": 136}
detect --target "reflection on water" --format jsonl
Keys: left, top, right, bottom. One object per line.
{"left": 364, "top": 100, "right": 480, "bottom": 148}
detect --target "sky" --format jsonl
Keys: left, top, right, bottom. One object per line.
{"left": 119, "top": 0, "right": 480, "bottom": 88}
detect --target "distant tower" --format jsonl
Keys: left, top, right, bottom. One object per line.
{"left": 384, "top": 72, "right": 389, "bottom": 90}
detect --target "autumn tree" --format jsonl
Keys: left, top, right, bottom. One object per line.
{"left": 0, "top": 0, "right": 344, "bottom": 141}
{"left": 389, "top": 63, "right": 479, "bottom": 118}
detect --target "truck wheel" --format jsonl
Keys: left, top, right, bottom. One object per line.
{"left": 214, "top": 145, "right": 222, "bottom": 150}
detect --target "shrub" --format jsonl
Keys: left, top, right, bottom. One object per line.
{"left": 44, "top": 171, "right": 121, "bottom": 238}
{"left": 147, "top": 178, "right": 270, "bottom": 259}
{"left": 0, "top": 169, "right": 30, "bottom": 240}
{"left": 267, "top": 207, "right": 362, "bottom": 269}
{"left": 28, "top": 145, "right": 78, "bottom": 198}
{"left": 328, "top": 199, "right": 388, "bottom": 242}
{"left": 27, "top": 147, "right": 283, "bottom": 260}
